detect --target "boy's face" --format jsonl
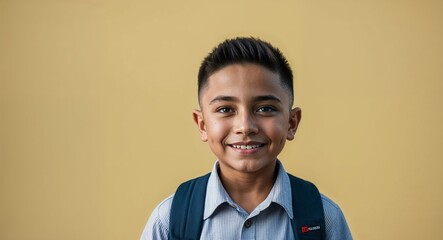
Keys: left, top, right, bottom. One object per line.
{"left": 193, "top": 63, "right": 301, "bottom": 174}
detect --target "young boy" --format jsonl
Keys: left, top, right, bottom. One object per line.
{"left": 141, "top": 37, "right": 352, "bottom": 240}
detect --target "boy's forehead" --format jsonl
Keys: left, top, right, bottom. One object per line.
{"left": 200, "top": 63, "right": 291, "bottom": 104}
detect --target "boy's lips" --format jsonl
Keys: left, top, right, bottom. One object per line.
{"left": 227, "top": 141, "right": 265, "bottom": 152}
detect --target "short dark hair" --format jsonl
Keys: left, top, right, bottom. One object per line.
{"left": 198, "top": 37, "right": 294, "bottom": 106}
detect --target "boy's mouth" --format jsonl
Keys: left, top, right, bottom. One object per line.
{"left": 230, "top": 144, "right": 263, "bottom": 150}
{"left": 227, "top": 142, "right": 265, "bottom": 152}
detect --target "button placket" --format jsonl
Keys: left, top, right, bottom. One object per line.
{"left": 240, "top": 218, "right": 255, "bottom": 239}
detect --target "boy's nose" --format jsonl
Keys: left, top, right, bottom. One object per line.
{"left": 234, "top": 112, "right": 259, "bottom": 136}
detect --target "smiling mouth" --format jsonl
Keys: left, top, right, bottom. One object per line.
{"left": 231, "top": 144, "right": 264, "bottom": 150}
{"left": 227, "top": 140, "right": 266, "bottom": 152}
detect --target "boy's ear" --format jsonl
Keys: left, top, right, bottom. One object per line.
{"left": 287, "top": 107, "right": 302, "bottom": 141}
{"left": 193, "top": 109, "right": 208, "bottom": 142}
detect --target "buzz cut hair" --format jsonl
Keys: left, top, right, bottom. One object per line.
{"left": 197, "top": 37, "right": 294, "bottom": 106}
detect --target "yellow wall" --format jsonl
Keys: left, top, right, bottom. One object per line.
{"left": 1, "top": 0, "right": 442, "bottom": 239}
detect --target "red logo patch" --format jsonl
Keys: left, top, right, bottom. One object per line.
{"left": 301, "top": 225, "right": 321, "bottom": 233}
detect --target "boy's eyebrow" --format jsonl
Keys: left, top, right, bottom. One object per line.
{"left": 209, "top": 96, "right": 239, "bottom": 105}
{"left": 209, "top": 95, "right": 282, "bottom": 105}
{"left": 253, "top": 95, "right": 282, "bottom": 103}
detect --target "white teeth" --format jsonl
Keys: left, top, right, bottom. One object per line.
{"left": 232, "top": 144, "right": 261, "bottom": 149}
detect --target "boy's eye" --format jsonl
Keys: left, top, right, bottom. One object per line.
{"left": 257, "top": 106, "right": 276, "bottom": 113}
{"left": 216, "top": 107, "right": 234, "bottom": 113}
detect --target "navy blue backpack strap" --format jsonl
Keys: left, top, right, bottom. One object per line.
{"left": 289, "top": 174, "right": 326, "bottom": 240}
{"left": 168, "top": 173, "right": 210, "bottom": 240}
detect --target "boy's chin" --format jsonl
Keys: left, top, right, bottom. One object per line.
{"left": 218, "top": 158, "right": 277, "bottom": 174}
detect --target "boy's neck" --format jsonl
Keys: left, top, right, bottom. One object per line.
{"left": 217, "top": 161, "right": 278, "bottom": 214}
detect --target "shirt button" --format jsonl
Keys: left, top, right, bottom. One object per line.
{"left": 244, "top": 219, "right": 253, "bottom": 228}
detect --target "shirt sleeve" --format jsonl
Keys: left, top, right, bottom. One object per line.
{"left": 140, "top": 195, "right": 173, "bottom": 240}
{"left": 321, "top": 194, "right": 353, "bottom": 240}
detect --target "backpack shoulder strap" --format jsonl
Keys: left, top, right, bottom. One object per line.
{"left": 168, "top": 173, "right": 210, "bottom": 240}
{"left": 288, "top": 174, "right": 326, "bottom": 240}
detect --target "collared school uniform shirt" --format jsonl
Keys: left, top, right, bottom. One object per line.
{"left": 141, "top": 161, "right": 353, "bottom": 240}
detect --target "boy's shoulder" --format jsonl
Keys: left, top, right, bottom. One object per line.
{"left": 141, "top": 194, "right": 173, "bottom": 239}
{"left": 320, "top": 194, "right": 353, "bottom": 239}
{"left": 321, "top": 194, "right": 341, "bottom": 211}
{"left": 155, "top": 194, "right": 174, "bottom": 217}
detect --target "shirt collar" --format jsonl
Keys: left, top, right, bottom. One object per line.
{"left": 203, "top": 160, "right": 293, "bottom": 220}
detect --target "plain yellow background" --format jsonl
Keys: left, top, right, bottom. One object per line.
{"left": 1, "top": 0, "right": 442, "bottom": 239}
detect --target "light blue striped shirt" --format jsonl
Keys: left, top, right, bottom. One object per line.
{"left": 141, "top": 161, "right": 352, "bottom": 240}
